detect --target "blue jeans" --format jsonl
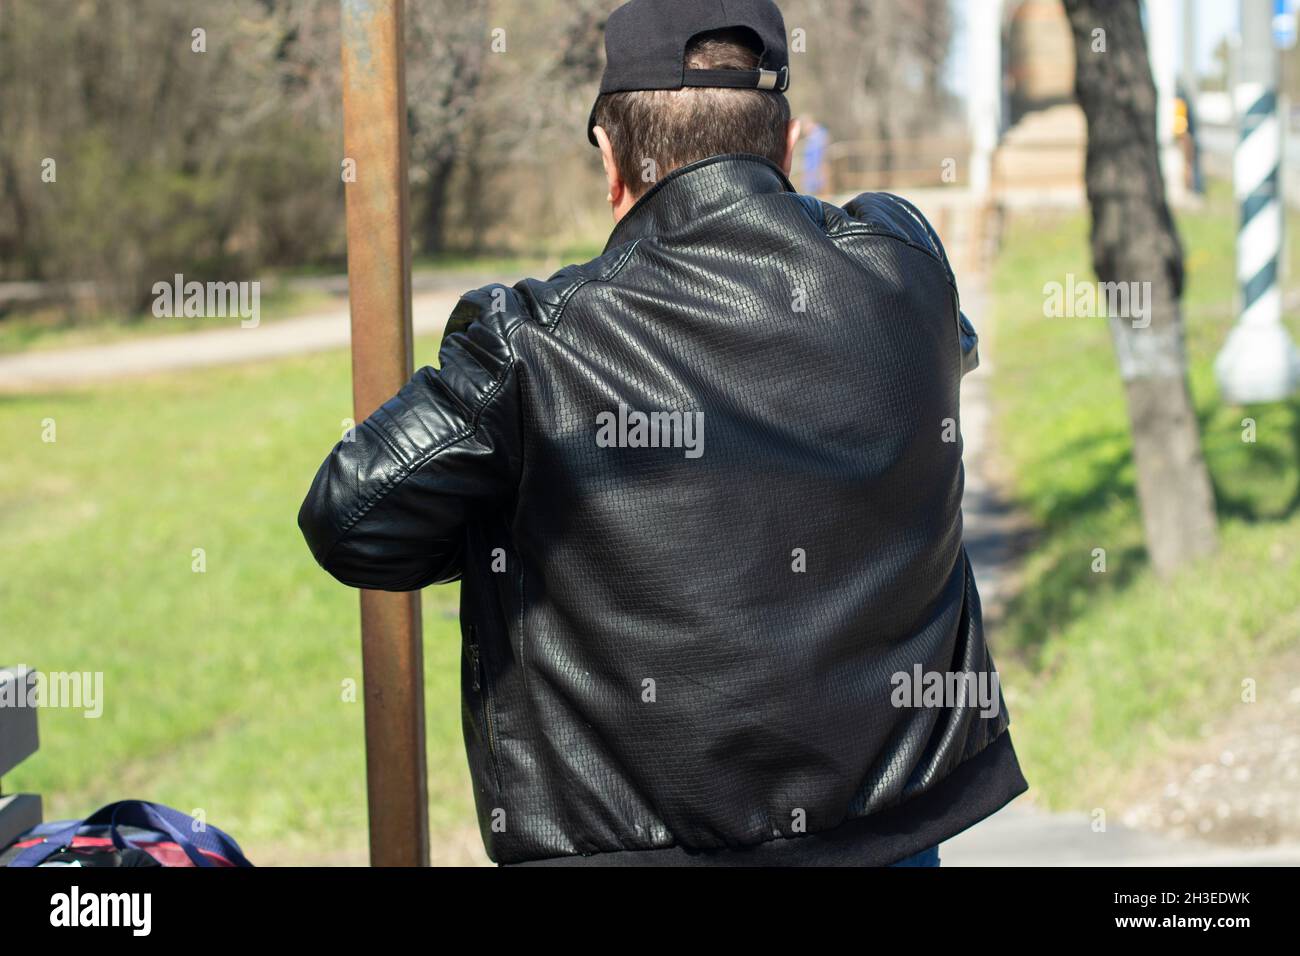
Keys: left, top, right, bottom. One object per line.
{"left": 890, "top": 844, "right": 940, "bottom": 867}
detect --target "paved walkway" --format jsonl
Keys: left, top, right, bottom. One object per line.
{"left": 955, "top": 282, "right": 1032, "bottom": 622}
{"left": 942, "top": 805, "right": 1300, "bottom": 866}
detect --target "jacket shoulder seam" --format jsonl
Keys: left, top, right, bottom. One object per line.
{"left": 829, "top": 227, "right": 958, "bottom": 297}
{"left": 548, "top": 238, "right": 645, "bottom": 332}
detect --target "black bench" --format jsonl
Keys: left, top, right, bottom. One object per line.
{"left": 0, "top": 666, "right": 43, "bottom": 850}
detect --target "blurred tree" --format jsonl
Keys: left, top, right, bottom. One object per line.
{"left": 0, "top": 0, "right": 957, "bottom": 315}
{"left": 406, "top": 1, "right": 489, "bottom": 254}
{"left": 0, "top": 0, "right": 345, "bottom": 312}
{"left": 1062, "top": 0, "right": 1217, "bottom": 576}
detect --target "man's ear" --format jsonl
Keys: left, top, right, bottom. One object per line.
{"left": 782, "top": 118, "right": 802, "bottom": 177}
{"left": 593, "top": 125, "right": 632, "bottom": 221}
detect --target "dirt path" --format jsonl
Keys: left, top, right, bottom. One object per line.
{"left": 1114, "top": 645, "right": 1300, "bottom": 851}
{"left": 0, "top": 289, "right": 466, "bottom": 393}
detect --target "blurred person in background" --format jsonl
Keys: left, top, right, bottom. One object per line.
{"left": 799, "top": 115, "right": 830, "bottom": 194}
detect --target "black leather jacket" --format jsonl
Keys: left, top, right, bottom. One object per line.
{"left": 299, "top": 154, "right": 1026, "bottom": 865}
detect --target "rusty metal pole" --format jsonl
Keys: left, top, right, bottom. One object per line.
{"left": 340, "top": 0, "right": 429, "bottom": 867}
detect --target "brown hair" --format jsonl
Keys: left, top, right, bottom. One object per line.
{"left": 592, "top": 27, "right": 791, "bottom": 197}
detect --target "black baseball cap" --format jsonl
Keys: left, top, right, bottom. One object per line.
{"left": 587, "top": 0, "right": 791, "bottom": 147}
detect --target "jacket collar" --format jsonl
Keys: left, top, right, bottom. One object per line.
{"left": 603, "top": 154, "right": 796, "bottom": 252}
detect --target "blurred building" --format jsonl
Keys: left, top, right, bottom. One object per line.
{"left": 996, "top": 0, "right": 1087, "bottom": 206}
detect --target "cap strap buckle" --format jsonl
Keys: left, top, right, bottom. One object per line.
{"left": 756, "top": 65, "right": 789, "bottom": 92}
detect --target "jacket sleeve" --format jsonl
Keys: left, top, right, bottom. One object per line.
{"left": 842, "top": 190, "right": 979, "bottom": 376}
{"left": 958, "top": 310, "right": 980, "bottom": 376}
{"left": 297, "top": 285, "right": 525, "bottom": 591}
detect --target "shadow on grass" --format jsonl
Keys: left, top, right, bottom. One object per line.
{"left": 996, "top": 428, "right": 1143, "bottom": 657}
{"left": 1208, "top": 396, "right": 1300, "bottom": 523}
{"left": 1000, "top": 395, "right": 1300, "bottom": 660}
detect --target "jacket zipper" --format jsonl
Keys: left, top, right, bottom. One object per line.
{"left": 467, "top": 625, "right": 502, "bottom": 792}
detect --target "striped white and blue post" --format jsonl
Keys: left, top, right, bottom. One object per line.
{"left": 1215, "top": 0, "right": 1300, "bottom": 404}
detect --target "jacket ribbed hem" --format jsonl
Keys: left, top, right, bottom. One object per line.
{"left": 508, "top": 729, "right": 1028, "bottom": 867}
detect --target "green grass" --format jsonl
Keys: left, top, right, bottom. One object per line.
{"left": 991, "top": 183, "right": 1300, "bottom": 808}
{"left": 410, "top": 241, "right": 607, "bottom": 277}
{"left": 0, "top": 338, "right": 476, "bottom": 863}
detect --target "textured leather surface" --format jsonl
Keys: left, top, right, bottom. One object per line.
{"left": 299, "top": 154, "right": 1014, "bottom": 864}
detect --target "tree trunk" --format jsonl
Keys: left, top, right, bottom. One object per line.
{"left": 1062, "top": 0, "right": 1217, "bottom": 577}
{"left": 418, "top": 156, "right": 455, "bottom": 256}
